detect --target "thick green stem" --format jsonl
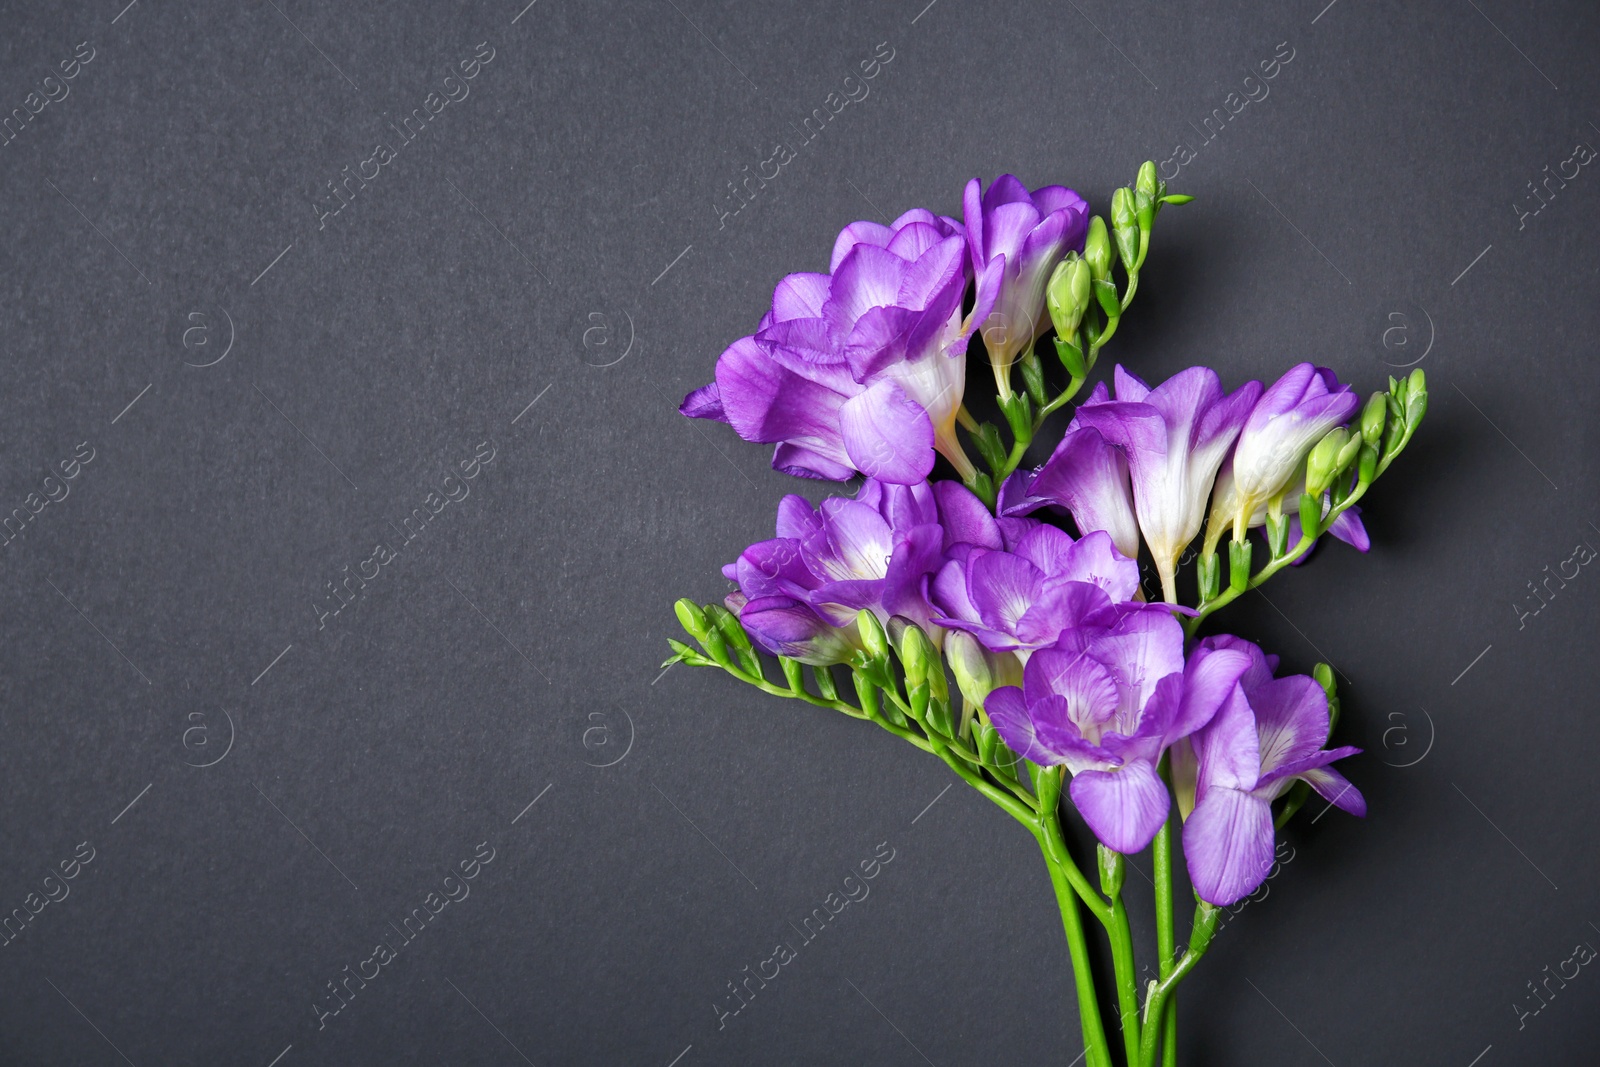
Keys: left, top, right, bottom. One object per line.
{"left": 1036, "top": 768, "right": 1114, "bottom": 1067}
{"left": 1139, "top": 902, "right": 1222, "bottom": 1067}
{"left": 1106, "top": 895, "right": 1143, "bottom": 1066}
{"left": 1152, "top": 807, "right": 1179, "bottom": 1067}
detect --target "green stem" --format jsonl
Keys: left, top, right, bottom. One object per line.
{"left": 1152, "top": 777, "right": 1177, "bottom": 1067}
{"left": 1038, "top": 791, "right": 1114, "bottom": 926}
{"left": 1036, "top": 771, "right": 1115, "bottom": 1067}
{"left": 1139, "top": 902, "right": 1222, "bottom": 1067}
{"left": 1107, "top": 895, "right": 1143, "bottom": 1067}
{"left": 1152, "top": 805, "right": 1178, "bottom": 1067}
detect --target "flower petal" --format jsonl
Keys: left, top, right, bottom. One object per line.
{"left": 838, "top": 379, "right": 936, "bottom": 484}
{"left": 1183, "top": 786, "right": 1275, "bottom": 906}
{"left": 1069, "top": 759, "right": 1171, "bottom": 854}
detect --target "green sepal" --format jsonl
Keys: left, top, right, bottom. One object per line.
{"left": 972, "top": 422, "right": 1007, "bottom": 474}
{"left": 1093, "top": 276, "right": 1121, "bottom": 320}
{"left": 1197, "top": 551, "right": 1221, "bottom": 602}
{"left": 779, "top": 655, "right": 805, "bottom": 693}
{"left": 1097, "top": 844, "right": 1126, "bottom": 898}
{"left": 1084, "top": 216, "right": 1112, "bottom": 281}
{"left": 1159, "top": 193, "right": 1195, "bottom": 205}
{"left": 707, "top": 604, "right": 761, "bottom": 676}
{"left": 1019, "top": 350, "right": 1047, "bottom": 406}
{"left": 663, "top": 638, "right": 712, "bottom": 669}
{"left": 1360, "top": 392, "right": 1386, "bottom": 448}
{"left": 1298, "top": 492, "right": 1322, "bottom": 543}
{"left": 999, "top": 392, "right": 1033, "bottom": 444}
{"left": 1054, "top": 335, "right": 1087, "bottom": 379}
{"left": 813, "top": 665, "right": 840, "bottom": 701}
{"left": 1228, "top": 538, "right": 1253, "bottom": 592}
{"left": 1265, "top": 512, "right": 1290, "bottom": 559}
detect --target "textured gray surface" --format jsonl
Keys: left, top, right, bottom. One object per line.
{"left": 0, "top": 0, "right": 1596, "bottom": 1064}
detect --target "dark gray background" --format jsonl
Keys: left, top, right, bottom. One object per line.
{"left": 0, "top": 0, "right": 1595, "bottom": 1064}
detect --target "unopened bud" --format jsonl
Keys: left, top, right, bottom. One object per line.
{"left": 1047, "top": 255, "right": 1092, "bottom": 341}
{"left": 1083, "top": 216, "right": 1112, "bottom": 282}
{"left": 1305, "top": 427, "right": 1349, "bottom": 496}
{"left": 1360, "top": 392, "right": 1386, "bottom": 448}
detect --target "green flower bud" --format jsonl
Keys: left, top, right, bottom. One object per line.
{"left": 1047, "top": 254, "right": 1092, "bottom": 341}
{"left": 898, "top": 624, "right": 930, "bottom": 687}
{"left": 1136, "top": 160, "right": 1158, "bottom": 203}
{"left": 944, "top": 630, "right": 994, "bottom": 709}
{"left": 674, "top": 598, "right": 711, "bottom": 643}
{"left": 1110, "top": 187, "right": 1139, "bottom": 270}
{"left": 1304, "top": 427, "right": 1349, "bottom": 496}
{"left": 1360, "top": 392, "right": 1386, "bottom": 448}
{"left": 1084, "top": 216, "right": 1112, "bottom": 282}
{"left": 1406, "top": 368, "right": 1428, "bottom": 426}
{"left": 779, "top": 655, "right": 805, "bottom": 692}
{"left": 1357, "top": 443, "right": 1378, "bottom": 485}
{"left": 857, "top": 609, "right": 889, "bottom": 661}
{"left": 1136, "top": 162, "right": 1158, "bottom": 232}
{"left": 1335, "top": 431, "right": 1362, "bottom": 476}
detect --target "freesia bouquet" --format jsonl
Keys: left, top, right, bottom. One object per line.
{"left": 667, "top": 163, "right": 1426, "bottom": 1066}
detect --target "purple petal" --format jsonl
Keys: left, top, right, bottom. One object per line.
{"left": 933, "top": 480, "right": 1004, "bottom": 551}
{"left": 716, "top": 336, "right": 848, "bottom": 446}
{"left": 1070, "top": 759, "right": 1171, "bottom": 854}
{"left": 1163, "top": 647, "right": 1253, "bottom": 746}
{"left": 772, "top": 442, "right": 856, "bottom": 481}
{"left": 1248, "top": 675, "right": 1333, "bottom": 778}
{"left": 733, "top": 538, "right": 813, "bottom": 600}
{"left": 1024, "top": 648, "right": 1121, "bottom": 730}
{"left": 967, "top": 551, "right": 1045, "bottom": 634}
{"left": 774, "top": 495, "right": 822, "bottom": 540}
{"left": 1027, "top": 427, "right": 1141, "bottom": 561}
{"left": 1183, "top": 786, "right": 1275, "bottom": 906}
{"left": 772, "top": 272, "right": 833, "bottom": 321}
{"left": 1193, "top": 685, "right": 1261, "bottom": 795}
{"left": 881, "top": 524, "right": 944, "bottom": 624}
{"left": 680, "top": 381, "right": 724, "bottom": 421}
{"left": 739, "top": 595, "right": 855, "bottom": 665}
{"left": 838, "top": 379, "right": 936, "bottom": 485}
{"left": 1294, "top": 762, "right": 1367, "bottom": 817}
{"left": 985, "top": 685, "right": 1065, "bottom": 766}
{"left": 1059, "top": 530, "right": 1140, "bottom": 602}
{"left": 830, "top": 220, "right": 893, "bottom": 272}
{"left": 1013, "top": 523, "right": 1077, "bottom": 576}
{"left": 825, "top": 245, "right": 908, "bottom": 336}
{"left": 1329, "top": 507, "right": 1369, "bottom": 552}
{"left": 807, "top": 498, "right": 894, "bottom": 580}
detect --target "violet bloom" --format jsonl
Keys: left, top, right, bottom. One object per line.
{"left": 983, "top": 615, "right": 1251, "bottom": 853}
{"left": 681, "top": 210, "right": 993, "bottom": 485}
{"left": 724, "top": 478, "right": 999, "bottom": 664}
{"left": 930, "top": 520, "right": 1143, "bottom": 659}
{"left": 1074, "top": 366, "right": 1263, "bottom": 603}
{"left": 963, "top": 175, "right": 1089, "bottom": 396}
{"left": 1207, "top": 364, "right": 1360, "bottom": 544}
{"left": 1180, "top": 635, "right": 1365, "bottom": 906}
{"left": 999, "top": 383, "right": 1142, "bottom": 562}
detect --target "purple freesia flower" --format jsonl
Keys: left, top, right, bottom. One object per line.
{"left": 681, "top": 209, "right": 993, "bottom": 485}
{"left": 984, "top": 616, "right": 1251, "bottom": 853}
{"left": 930, "top": 520, "right": 1142, "bottom": 659}
{"left": 1180, "top": 635, "right": 1365, "bottom": 906}
{"left": 999, "top": 383, "right": 1142, "bottom": 562}
{"left": 963, "top": 175, "right": 1089, "bottom": 395}
{"left": 724, "top": 477, "right": 1000, "bottom": 663}
{"left": 1074, "top": 366, "right": 1263, "bottom": 603}
{"left": 1208, "top": 364, "right": 1360, "bottom": 543}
